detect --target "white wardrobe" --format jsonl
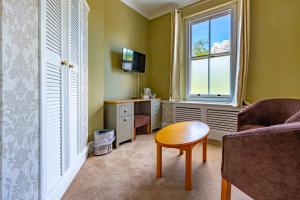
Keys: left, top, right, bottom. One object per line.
{"left": 40, "top": 0, "right": 89, "bottom": 199}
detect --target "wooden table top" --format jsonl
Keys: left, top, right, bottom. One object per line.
{"left": 155, "top": 121, "right": 209, "bottom": 148}
{"left": 105, "top": 98, "right": 161, "bottom": 104}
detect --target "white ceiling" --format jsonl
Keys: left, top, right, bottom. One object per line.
{"left": 121, "top": 0, "right": 201, "bottom": 20}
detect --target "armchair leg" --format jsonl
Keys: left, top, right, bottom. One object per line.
{"left": 221, "top": 177, "right": 231, "bottom": 200}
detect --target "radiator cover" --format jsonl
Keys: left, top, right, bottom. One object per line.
{"left": 162, "top": 102, "right": 241, "bottom": 141}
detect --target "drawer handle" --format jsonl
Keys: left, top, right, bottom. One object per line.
{"left": 123, "top": 109, "right": 128, "bottom": 113}
{"left": 124, "top": 117, "right": 128, "bottom": 122}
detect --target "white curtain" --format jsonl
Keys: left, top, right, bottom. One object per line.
{"left": 233, "top": 0, "right": 251, "bottom": 107}
{"left": 169, "top": 9, "right": 181, "bottom": 101}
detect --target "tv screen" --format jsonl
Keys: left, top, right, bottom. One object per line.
{"left": 122, "top": 48, "right": 136, "bottom": 72}
{"left": 122, "top": 48, "right": 146, "bottom": 72}
{"left": 133, "top": 52, "right": 146, "bottom": 73}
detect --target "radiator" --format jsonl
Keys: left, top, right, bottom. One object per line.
{"left": 172, "top": 103, "right": 241, "bottom": 141}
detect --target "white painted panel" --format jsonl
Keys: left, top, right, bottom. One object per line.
{"left": 68, "top": 0, "right": 80, "bottom": 165}
{"left": 80, "top": 0, "right": 89, "bottom": 152}
{"left": 41, "top": 0, "right": 88, "bottom": 199}
{"left": 68, "top": 70, "right": 79, "bottom": 165}
{"left": 43, "top": 0, "right": 63, "bottom": 194}
{"left": 175, "top": 106, "right": 203, "bottom": 122}
{"left": 174, "top": 103, "right": 241, "bottom": 140}
{"left": 69, "top": 0, "right": 80, "bottom": 66}
{"left": 206, "top": 109, "right": 239, "bottom": 132}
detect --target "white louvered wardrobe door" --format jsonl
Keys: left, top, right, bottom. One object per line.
{"left": 80, "top": 0, "right": 89, "bottom": 153}
{"left": 41, "top": 0, "right": 64, "bottom": 195}
{"left": 68, "top": 0, "right": 81, "bottom": 166}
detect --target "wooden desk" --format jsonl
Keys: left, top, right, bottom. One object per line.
{"left": 105, "top": 98, "right": 161, "bottom": 104}
{"left": 155, "top": 121, "right": 209, "bottom": 191}
{"left": 104, "top": 98, "right": 162, "bottom": 147}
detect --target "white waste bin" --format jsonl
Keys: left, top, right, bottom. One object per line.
{"left": 94, "top": 129, "right": 115, "bottom": 156}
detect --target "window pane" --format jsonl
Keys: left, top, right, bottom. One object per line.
{"left": 210, "top": 14, "right": 231, "bottom": 54}
{"left": 191, "top": 21, "right": 209, "bottom": 57}
{"left": 190, "top": 59, "right": 208, "bottom": 95}
{"left": 210, "top": 55, "right": 231, "bottom": 95}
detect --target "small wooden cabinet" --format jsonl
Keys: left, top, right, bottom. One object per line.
{"left": 104, "top": 98, "right": 162, "bottom": 148}
{"left": 104, "top": 103, "right": 134, "bottom": 148}
{"left": 151, "top": 99, "right": 162, "bottom": 131}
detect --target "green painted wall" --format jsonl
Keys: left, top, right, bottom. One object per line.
{"left": 87, "top": 0, "right": 150, "bottom": 141}
{"left": 148, "top": 14, "right": 171, "bottom": 100}
{"left": 246, "top": 0, "right": 300, "bottom": 102}
{"left": 104, "top": 0, "right": 150, "bottom": 100}
{"left": 87, "top": 0, "right": 104, "bottom": 141}
{"left": 147, "top": 0, "right": 300, "bottom": 103}
{"left": 87, "top": 0, "right": 300, "bottom": 141}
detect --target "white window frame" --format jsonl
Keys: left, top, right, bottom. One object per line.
{"left": 185, "top": 3, "right": 238, "bottom": 102}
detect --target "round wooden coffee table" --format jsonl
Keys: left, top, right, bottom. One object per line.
{"left": 155, "top": 121, "right": 209, "bottom": 191}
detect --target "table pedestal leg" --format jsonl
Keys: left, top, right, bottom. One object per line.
{"left": 157, "top": 144, "right": 162, "bottom": 178}
{"left": 185, "top": 148, "right": 192, "bottom": 190}
{"left": 203, "top": 137, "right": 207, "bottom": 162}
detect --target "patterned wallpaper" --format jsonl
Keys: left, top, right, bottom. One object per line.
{"left": 0, "top": 1, "right": 3, "bottom": 199}
{"left": 0, "top": 0, "right": 89, "bottom": 199}
{"left": 2, "top": 0, "right": 39, "bottom": 199}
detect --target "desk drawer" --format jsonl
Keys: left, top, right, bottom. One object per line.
{"left": 119, "top": 103, "right": 133, "bottom": 117}
{"left": 151, "top": 100, "right": 161, "bottom": 111}
{"left": 151, "top": 119, "right": 161, "bottom": 130}
{"left": 151, "top": 103, "right": 161, "bottom": 120}
{"left": 151, "top": 111, "right": 161, "bottom": 130}
{"left": 118, "top": 116, "right": 132, "bottom": 143}
{"left": 151, "top": 100, "right": 161, "bottom": 131}
{"left": 152, "top": 107, "right": 161, "bottom": 116}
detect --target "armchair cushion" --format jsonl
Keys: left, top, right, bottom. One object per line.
{"left": 239, "top": 124, "right": 267, "bottom": 131}
{"left": 285, "top": 110, "right": 300, "bottom": 123}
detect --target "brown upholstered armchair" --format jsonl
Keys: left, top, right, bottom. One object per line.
{"left": 221, "top": 99, "right": 300, "bottom": 200}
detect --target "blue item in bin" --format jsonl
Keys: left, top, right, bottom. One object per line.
{"left": 94, "top": 129, "right": 115, "bottom": 145}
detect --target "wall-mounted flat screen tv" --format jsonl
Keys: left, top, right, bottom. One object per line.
{"left": 122, "top": 48, "right": 146, "bottom": 73}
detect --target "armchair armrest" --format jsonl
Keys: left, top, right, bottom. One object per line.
{"left": 222, "top": 123, "right": 300, "bottom": 200}
{"left": 238, "top": 99, "right": 300, "bottom": 129}
{"left": 238, "top": 100, "right": 269, "bottom": 128}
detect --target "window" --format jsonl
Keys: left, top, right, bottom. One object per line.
{"left": 186, "top": 5, "right": 237, "bottom": 102}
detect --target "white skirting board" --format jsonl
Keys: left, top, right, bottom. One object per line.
{"left": 88, "top": 141, "right": 94, "bottom": 154}
{"left": 45, "top": 147, "right": 88, "bottom": 200}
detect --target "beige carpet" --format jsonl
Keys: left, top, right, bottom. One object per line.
{"left": 63, "top": 134, "right": 252, "bottom": 200}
